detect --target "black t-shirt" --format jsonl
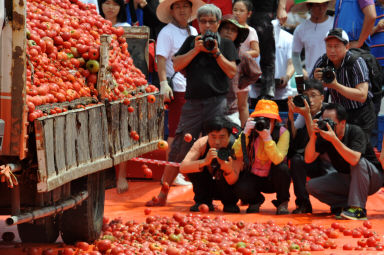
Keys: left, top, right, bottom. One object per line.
{"left": 175, "top": 35, "right": 238, "bottom": 100}
{"left": 251, "top": 0, "right": 278, "bottom": 13}
{"left": 315, "top": 124, "right": 382, "bottom": 173}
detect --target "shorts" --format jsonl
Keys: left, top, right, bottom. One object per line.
{"left": 167, "top": 92, "right": 186, "bottom": 137}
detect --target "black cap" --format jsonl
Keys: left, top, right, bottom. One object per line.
{"left": 325, "top": 28, "right": 349, "bottom": 44}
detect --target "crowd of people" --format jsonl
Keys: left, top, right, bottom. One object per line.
{"left": 78, "top": 0, "right": 384, "bottom": 220}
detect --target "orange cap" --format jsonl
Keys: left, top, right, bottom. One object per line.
{"left": 250, "top": 99, "right": 282, "bottom": 122}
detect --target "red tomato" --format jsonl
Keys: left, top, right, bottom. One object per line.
{"left": 96, "top": 239, "right": 111, "bottom": 252}
{"left": 363, "top": 220, "right": 373, "bottom": 229}
{"left": 143, "top": 167, "right": 152, "bottom": 178}
{"left": 184, "top": 133, "right": 193, "bottom": 143}
{"left": 144, "top": 208, "right": 151, "bottom": 215}
{"left": 75, "top": 242, "right": 89, "bottom": 251}
{"left": 157, "top": 140, "right": 168, "bottom": 151}
{"left": 343, "top": 244, "right": 353, "bottom": 250}
{"left": 198, "top": 204, "right": 209, "bottom": 213}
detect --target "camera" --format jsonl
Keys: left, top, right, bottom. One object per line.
{"left": 253, "top": 117, "right": 270, "bottom": 131}
{"left": 317, "top": 118, "right": 336, "bottom": 131}
{"left": 293, "top": 94, "right": 310, "bottom": 107}
{"left": 202, "top": 30, "right": 217, "bottom": 51}
{"left": 295, "top": 75, "right": 304, "bottom": 94}
{"left": 210, "top": 148, "right": 234, "bottom": 180}
{"left": 322, "top": 66, "right": 335, "bottom": 83}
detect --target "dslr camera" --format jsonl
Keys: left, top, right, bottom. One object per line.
{"left": 322, "top": 66, "right": 335, "bottom": 83}
{"left": 293, "top": 94, "right": 310, "bottom": 107}
{"left": 210, "top": 148, "right": 235, "bottom": 180}
{"left": 253, "top": 117, "right": 270, "bottom": 131}
{"left": 317, "top": 118, "right": 336, "bottom": 131}
{"left": 202, "top": 30, "right": 218, "bottom": 51}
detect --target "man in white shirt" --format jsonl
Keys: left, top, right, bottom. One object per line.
{"left": 291, "top": 0, "right": 334, "bottom": 78}
{"left": 250, "top": 19, "right": 294, "bottom": 111}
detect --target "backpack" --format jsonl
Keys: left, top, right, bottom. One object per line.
{"left": 346, "top": 48, "right": 384, "bottom": 103}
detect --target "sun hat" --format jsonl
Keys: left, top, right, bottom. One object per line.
{"left": 250, "top": 100, "right": 282, "bottom": 122}
{"left": 218, "top": 14, "right": 249, "bottom": 47}
{"left": 156, "top": 0, "right": 206, "bottom": 24}
{"left": 291, "top": 0, "right": 334, "bottom": 13}
{"left": 324, "top": 28, "right": 349, "bottom": 44}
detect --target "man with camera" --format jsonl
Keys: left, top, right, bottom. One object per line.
{"left": 287, "top": 79, "right": 330, "bottom": 214}
{"left": 311, "top": 28, "right": 375, "bottom": 142}
{"left": 232, "top": 100, "right": 291, "bottom": 214}
{"left": 167, "top": 4, "right": 237, "bottom": 168}
{"left": 305, "top": 103, "right": 384, "bottom": 220}
{"left": 180, "top": 116, "right": 242, "bottom": 212}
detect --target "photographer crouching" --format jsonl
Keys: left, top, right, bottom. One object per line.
{"left": 232, "top": 100, "right": 291, "bottom": 214}
{"left": 305, "top": 103, "right": 384, "bottom": 220}
{"left": 180, "top": 116, "right": 243, "bottom": 213}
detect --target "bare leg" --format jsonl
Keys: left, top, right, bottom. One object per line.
{"left": 116, "top": 162, "right": 129, "bottom": 194}
{"left": 237, "top": 91, "right": 250, "bottom": 127}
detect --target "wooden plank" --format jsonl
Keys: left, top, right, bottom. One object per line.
{"left": 157, "top": 95, "right": 165, "bottom": 140}
{"left": 128, "top": 98, "right": 139, "bottom": 147}
{"left": 34, "top": 120, "right": 48, "bottom": 186}
{"left": 97, "top": 35, "right": 111, "bottom": 100}
{"left": 65, "top": 112, "right": 77, "bottom": 169}
{"left": 76, "top": 111, "right": 91, "bottom": 165}
{"left": 111, "top": 103, "right": 121, "bottom": 154}
{"left": 54, "top": 116, "right": 66, "bottom": 174}
{"left": 120, "top": 102, "right": 130, "bottom": 150}
{"left": 37, "top": 157, "right": 113, "bottom": 192}
{"left": 43, "top": 119, "right": 56, "bottom": 178}
{"left": 112, "top": 140, "right": 159, "bottom": 166}
{"left": 101, "top": 106, "right": 110, "bottom": 156}
{"left": 89, "top": 107, "right": 104, "bottom": 160}
{"left": 147, "top": 96, "right": 156, "bottom": 142}
{"left": 137, "top": 97, "right": 148, "bottom": 144}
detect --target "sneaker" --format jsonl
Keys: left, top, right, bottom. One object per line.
{"left": 173, "top": 174, "right": 192, "bottom": 186}
{"left": 340, "top": 207, "right": 367, "bottom": 220}
{"left": 223, "top": 204, "right": 240, "bottom": 213}
{"left": 190, "top": 203, "right": 214, "bottom": 212}
{"left": 330, "top": 207, "right": 343, "bottom": 219}
{"left": 276, "top": 201, "right": 289, "bottom": 215}
{"left": 292, "top": 204, "right": 312, "bottom": 214}
{"left": 246, "top": 203, "right": 261, "bottom": 213}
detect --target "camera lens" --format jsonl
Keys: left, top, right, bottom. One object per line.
{"left": 217, "top": 148, "right": 230, "bottom": 161}
{"left": 254, "top": 117, "right": 270, "bottom": 131}
{"left": 293, "top": 94, "right": 310, "bottom": 107}
{"left": 202, "top": 31, "right": 217, "bottom": 51}
{"left": 322, "top": 67, "right": 335, "bottom": 83}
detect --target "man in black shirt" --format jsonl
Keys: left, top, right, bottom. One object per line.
{"left": 305, "top": 103, "right": 384, "bottom": 220}
{"left": 287, "top": 79, "right": 329, "bottom": 214}
{"left": 249, "top": 0, "right": 287, "bottom": 98}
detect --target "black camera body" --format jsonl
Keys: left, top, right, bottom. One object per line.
{"left": 322, "top": 66, "right": 335, "bottom": 83}
{"left": 202, "top": 30, "right": 217, "bottom": 51}
{"left": 293, "top": 94, "right": 310, "bottom": 107}
{"left": 210, "top": 147, "right": 235, "bottom": 180}
{"left": 253, "top": 117, "right": 270, "bottom": 131}
{"left": 317, "top": 118, "right": 336, "bottom": 131}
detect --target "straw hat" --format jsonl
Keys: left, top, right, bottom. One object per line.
{"left": 250, "top": 100, "right": 282, "bottom": 122}
{"left": 219, "top": 14, "right": 249, "bottom": 47}
{"left": 156, "top": 0, "right": 206, "bottom": 24}
{"left": 291, "top": 0, "right": 335, "bottom": 13}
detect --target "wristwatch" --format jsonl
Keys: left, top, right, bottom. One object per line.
{"left": 213, "top": 51, "right": 221, "bottom": 59}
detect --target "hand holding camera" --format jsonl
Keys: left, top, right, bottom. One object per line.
{"left": 314, "top": 118, "right": 337, "bottom": 142}
{"left": 314, "top": 67, "right": 336, "bottom": 86}
{"left": 288, "top": 95, "right": 310, "bottom": 117}
{"left": 196, "top": 31, "right": 219, "bottom": 54}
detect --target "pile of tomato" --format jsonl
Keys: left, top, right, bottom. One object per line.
{"left": 25, "top": 0, "right": 157, "bottom": 122}
{"left": 31, "top": 214, "right": 378, "bottom": 255}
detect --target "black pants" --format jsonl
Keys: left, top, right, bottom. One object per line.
{"left": 346, "top": 100, "right": 376, "bottom": 143}
{"left": 249, "top": 12, "right": 276, "bottom": 98}
{"left": 187, "top": 169, "right": 238, "bottom": 206}
{"left": 234, "top": 163, "right": 290, "bottom": 206}
{"left": 290, "top": 154, "right": 330, "bottom": 207}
